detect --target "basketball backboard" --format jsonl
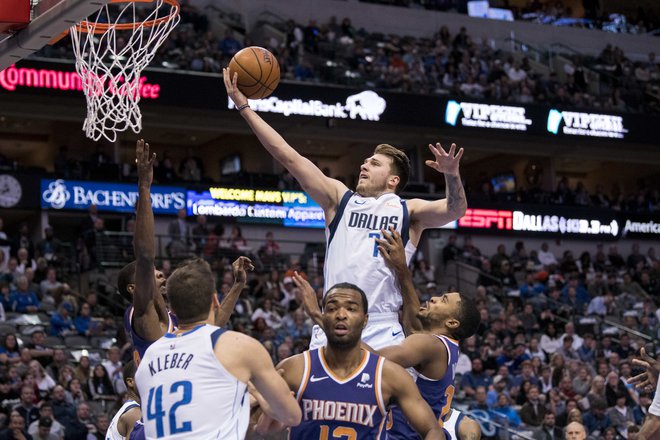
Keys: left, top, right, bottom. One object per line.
{"left": 0, "top": 0, "right": 110, "bottom": 71}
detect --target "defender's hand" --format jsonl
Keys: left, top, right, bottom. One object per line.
{"left": 377, "top": 227, "right": 407, "bottom": 274}
{"left": 232, "top": 256, "right": 254, "bottom": 285}
{"left": 136, "top": 139, "right": 156, "bottom": 184}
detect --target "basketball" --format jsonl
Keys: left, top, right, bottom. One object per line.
{"left": 228, "top": 46, "right": 280, "bottom": 99}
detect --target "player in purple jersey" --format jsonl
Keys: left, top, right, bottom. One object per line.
{"left": 118, "top": 140, "right": 253, "bottom": 364}
{"left": 252, "top": 283, "right": 446, "bottom": 440}
{"left": 373, "top": 228, "right": 480, "bottom": 440}
{"left": 298, "top": 228, "right": 481, "bottom": 439}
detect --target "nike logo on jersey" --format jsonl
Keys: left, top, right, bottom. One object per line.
{"left": 354, "top": 200, "right": 367, "bottom": 205}
{"left": 392, "top": 330, "right": 402, "bottom": 337}
{"left": 310, "top": 375, "right": 329, "bottom": 382}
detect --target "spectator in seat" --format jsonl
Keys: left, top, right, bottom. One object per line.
{"left": 490, "top": 244, "right": 510, "bottom": 271}
{"left": 0, "top": 334, "right": 21, "bottom": 366}
{"left": 572, "top": 366, "right": 592, "bottom": 397}
{"left": 10, "top": 224, "right": 34, "bottom": 262}
{"left": 73, "top": 303, "right": 93, "bottom": 337}
{"left": 28, "top": 362, "right": 54, "bottom": 398}
{"left": 538, "top": 242, "right": 558, "bottom": 268}
{"left": 606, "top": 394, "right": 635, "bottom": 437}
{"left": 191, "top": 215, "right": 209, "bottom": 252}
{"left": 25, "top": 332, "right": 52, "bottom": 368}
{"left": 490, "top": 393, "right": 521, "bottom": 428}
{"left": 28, "top": 402, "right": 63, "bottom": 439}
{"left": 608, "top": 246, "right": 625, "bottom": 269}
{"left": 0, "top": 411, "right": 30, "bottom": 440}
{"left": 167, "top": 209, "right": 191, "bottom": 258}
{"left": 13, "top": 386, "right": 39, "bottom": 431}
{"left": 582, "top": 397, "right": 611, "bottom": 437}
{"left": 63, "top": 402, "right": 92, "bottom": 440}
{"left": 460, "top": 358, "right": 491, "bottom": 398}
{"left": 520, "top": 385, "right": 546, "bottom": 427}
{"left": 442, "top": 235, "right": 461, "bottom": 266}
{"left": 35, "top": 228, "right": 62, "bottom": 265}
{"left": 10, "top": 276, "right": 39, "bottom": 314}
{"left": 218, "top": 29, "right": 242, "bottom": 57}
{"left": 49, "top": 304, "right": 74, "bottom": 337}
{"left": 540, "top": 322, "right": 562, "bottom": 355}
{"left": 31, "top": 416, "right": 57, "bottom": 440}
{"left": 538, "top": 412, "right": 563, "bottom": 440}
{"left": 577, "top": 333, "right": 597, "bottom": 363}
{"left": 88, "top": 365, "right": 116, "bottom": 408}
{"left": 49, "top": 386, "right": 75, "bottom": 427}
{"left": 565, "top": 421, "right": 587, "bottom": 440}
{"left": 39, "top": 268, "right": 61, "bottom": 302}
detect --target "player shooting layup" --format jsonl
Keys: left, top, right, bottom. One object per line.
{"left": 224, "top": 69, "right": 467, "bottom": 349}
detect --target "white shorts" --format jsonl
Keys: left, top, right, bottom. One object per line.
{"left": 309, "top": 312, "right": 404, "bottom": 350}
{"left": 443, "top": 409, "right": 464, "bottom": 440}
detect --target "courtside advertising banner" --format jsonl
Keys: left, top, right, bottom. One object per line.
{"left": 40, "top": 179, "right": 185, "bottom": 214}
{"left": 457, "top": 205, "right": 621, "bottom": 239}
{"left": 186, "top": 186, "right": 325, "bottom": 229}
{"left": 4, "top": 61, "right": 655, "bottom": 144}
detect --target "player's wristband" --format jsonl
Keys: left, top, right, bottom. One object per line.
{"left": 650, "top": 377, "right": 660, "bottom": 416}
{"left": 237, "top": 103, "right": 250, "bottom": 112}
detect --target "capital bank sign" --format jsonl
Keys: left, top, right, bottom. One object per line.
{"left": 547, "top": 109, "right": 627, "bottom": 139}
{"left": 40, "top": 179, "right": 185, "bottom": 214}
{"left": 459, "top": 208, "right": 619, "bottom": 237}
{"left": 445, "top": 100, "right": 532, "bottom": 131}
{"left": 227, "top": 90, "right": 386, "bottom": 121}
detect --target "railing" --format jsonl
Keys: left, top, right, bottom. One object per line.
{"left": 503, "top": 37, "right": 548, "bottom": 65}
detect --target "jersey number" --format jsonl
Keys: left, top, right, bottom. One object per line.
{"left": 146, "top": 380, "right": 193, "bottom": 438}
{"left": 440, "top": 384, "right": 455, "bottom": 422}
{"left": 319, "top": 425, "right": 357, "bottom": 440}
{"left": 368, "top": 232, "right": 381, "bottom": 257}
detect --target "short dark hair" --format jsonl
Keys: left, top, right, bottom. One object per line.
{"left": 117, "top": 261, "right": 138, "bottom": 302}
{"left": 123, "top": 360, "right": 136, "bottom": 386}
{"left": 374, "top": 144, "right": 410, "bottom": 194}
{"left": 167, "top": 258, "right": 215, "bottom": 324}
{"left": 451, "top": 294, "right": 480, "bottom": 340}
{"left": 323, "top": 283, "right": 368, "bottom": 313}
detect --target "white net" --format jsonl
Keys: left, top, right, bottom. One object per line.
{"left": 70, "top": 0, "right": 180, "bottom": 142}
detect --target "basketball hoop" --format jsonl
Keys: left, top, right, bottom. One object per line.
{"left": 69, "top": 0, "right": 180, "bottom": 142}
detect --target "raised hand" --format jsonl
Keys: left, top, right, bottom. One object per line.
{"left": 425, "top": 142, "right": 464, "bottom": 177}
{"left": 135, "top": 139, "right": 156, "bottom": 185}
{"left": 292, "top": 271, "right": 322, "bottom": 326}
{"left": 376, "top": 227, "right": 407, "bottom": 274}
{"left": 630, "top": 347, "right": 660, "bottom": 392}
{"left": 222, "top": 68, "right": 248, "bottom": 109}
{"left": 232, "top": 256, "right": 255, "bottom": 285}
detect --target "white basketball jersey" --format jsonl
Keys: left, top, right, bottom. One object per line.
{"left": 325, "top": 191, "right": 416, "bottom": 314}
{"left": 135, "top": 324, "right": 250, "bottom": 440}
{"left": 107, "top": 399, "right": 140, "bottom": 440}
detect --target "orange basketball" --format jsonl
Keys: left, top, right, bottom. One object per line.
{"left": 228, "top": 46, "right": 280, "bottom": 99}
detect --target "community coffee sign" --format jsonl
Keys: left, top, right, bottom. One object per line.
{"left": 0, "top": 64, "right": 162, "bottom": 99}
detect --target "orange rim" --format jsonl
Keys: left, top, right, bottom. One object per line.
{"left": 50, "top": 0, "right": 178, "bottom": 44}
{"left": 75, "top": 0, "right": 180, "bottom": 33}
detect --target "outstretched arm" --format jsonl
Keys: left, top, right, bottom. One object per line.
{"left": 384, "top": 361, "right": 445, "bottom": 440}
{"left": 133, "top": 140, "right": 168, "bottom": 342}
{"left": 223, "top": 68, "right": 347, "bottom": 215}
{"left": 376, "top": 333, "right": 447, "bottom": 373}
{"left": 408, "top": 143, "right": 467, "bottom": 233}
{"left": 377, "top": 227, "right": 423, "bottom": 334}
{"left": 214, "top": 256, "right": 254, "bottom": 327}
